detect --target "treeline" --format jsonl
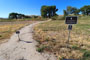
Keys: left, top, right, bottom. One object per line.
{"left": 9, "top": 12, "right": 38, "bottom": 19}
{"left": 8, "top": 5, "right": 90, "bottom": 20}
{"left": 41, "top": 5, "right": 90, "bottom": 19}
{"left": 64, "top": 5, "right": 90, "bottom": 16}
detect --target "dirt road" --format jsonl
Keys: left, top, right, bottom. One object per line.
{"left": 0, "top": 22, "right": 56, "bottom": 60}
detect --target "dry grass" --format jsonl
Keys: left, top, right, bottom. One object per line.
{"left": 34, "top": 20, "right": 90, "bottom": 59}
{"left": 0, "top": 21, "right": 36, "bottom": 43}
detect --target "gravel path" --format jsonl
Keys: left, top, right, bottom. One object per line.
{"left": 0, "top": 22, "right": 56, "bottom": 60}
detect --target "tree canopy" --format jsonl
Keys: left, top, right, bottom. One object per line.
{"left": 64, "top": 6, "right": 79, "bottom": 16}
{"left": 41, "top": 5, "right": 58, "bottom": 18}
{"left": 9, "top": 13, "right": 25, "bottom": 19}
{"left": 64, "top": 5, "right": 90, "bottom": 16}
{"left": 80, "top": 5, "right": 90, "bottom": 15}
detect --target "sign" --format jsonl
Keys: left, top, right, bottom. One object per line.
{"left": 16, "top": 31, "right": 20, "bottom": 41}
{"left": 65, "top": 16, "right": 77, "bottom": 24}
{"left": 68, "top": 25, "right": 72, "bottom": 30}
{"left": 65, "top": 16, "right": 78, "bottom": 48}
{"left": 16, "top": 31, "right": 20, "bottom": 34}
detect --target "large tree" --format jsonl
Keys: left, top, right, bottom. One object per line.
{"left": 9, "top": 13, "right": 18, "bottom": 19}
{"left": 41, "top": 5, "right": 58, "bottom": 18}
{"left": 41, "top": 6, "right": 48, "bottom": 18}
{"left": 9, "top": 13, "right": 25, "bottom": 19}
{"left": 63, "top": 10, "right": 68, "bottom": 17}
{"left": 80, "top": 5, "right": 90, "bottom": 15}
{"left": 64, "top": 6, "right": 79, "bottom": 15}
{"left": 17, "top": 14, "right": 25, "bottom": 19}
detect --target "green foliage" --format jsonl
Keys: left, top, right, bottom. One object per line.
{"left": 9, "top": 12, "right": 25, "bottom": 19}
{"left": 41, "top": 5, "right": 58, "bottom": 18}
{"left": 83, "top": 51, "right": 90, "bottom": 57}
{"left": 63, "top": 5, "right": 90, "bottom": 16}
{"left": 36, "top": 47, "right": 44, "bottom": 52}
{"left": 80, "top": 5, "right": 90, "bottom": 16}
{"left": 63, "top": 10, "right": 68, "bottom": 17}
{"left": 82, "top": 51, "right": 90, "bottom": 60}
{"left": 36, "top": 45, "right": 47, "bottom": 52}
{"left": 72, "top": 45, "right": 78, "bottom": 50}
{"left": 58, "top": 57, "right": 61, "bottom": 60}
{"left": 80, "top": 49, "right": 87, "bottom": 53}
{"left": 9, "top": 12, "right": 18, "bottom": 19}
{"left": 8, "top": 12, "right": 33, "bottom": 19}
{"left": 64, "top": 6, "right": 79, "bottom": 16}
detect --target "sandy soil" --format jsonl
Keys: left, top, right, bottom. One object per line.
{"left": 0, "top": 21, "right": 56, "bottom": 60}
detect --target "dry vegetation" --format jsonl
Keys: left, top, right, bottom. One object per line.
{"left": 0, "top": 21, "right": 36, "bottom": 44}
{"left": 34, "top": 20, "right": 90, "bottom": 60}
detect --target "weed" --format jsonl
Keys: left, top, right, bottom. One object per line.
{"left": 36, "top": 45, "right": 47, "bottom": 52}
{"left": 82, "top": 50, "right": 90, "bottom": 60}
{"left": 72, "top": 45, "right": 78, "bottom": 50}
{"left": 80, "top": 49, "right": 87, "bottom": 53}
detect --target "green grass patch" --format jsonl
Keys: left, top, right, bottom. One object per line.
{"left": 72, "top": 45, "right": 79, "bottom": 50}
{"left": 82, "top": 50, "right": 90, "bottom": 60}
{"left": 36, "top": 45, "right": 47, "bottom": 52}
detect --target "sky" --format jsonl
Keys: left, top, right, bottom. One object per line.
{"left": 0, "top": 0, "right": 90, "bottom": 18}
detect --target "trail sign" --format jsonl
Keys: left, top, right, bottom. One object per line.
{"left": 16, "top": 31, "right": 20, "bottom": 41}
{"left": 68, "top": 25, "right": 72, "bottom": 30}
{"left": 65, "top": 16, "right": 78, "bottom": 48}
{"left": 65, "top": 16, "right": 77, "bottom": 24}
{"left": 16, "top": 31, "right": 20, "bottom": 34}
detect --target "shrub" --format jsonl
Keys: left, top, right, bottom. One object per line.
{"left": 36, "top": 47, "right": 44, "bottom": 52}
{"left": 36, "top": 45, "right": 47, "bottom": 52}
{"left": 82, "top": 50, "right": 90, "bottom": 60}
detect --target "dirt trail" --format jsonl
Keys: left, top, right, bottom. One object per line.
{"left": 0, "top": 22, "right": 56, "bottom": 60}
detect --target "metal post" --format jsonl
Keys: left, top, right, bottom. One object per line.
{"left": 67, "top": 29, "right": 71, "bottom": 48}
{"left": 18, "top": 34, "right": 20, "bottom": 41}
{"left": 16, "top": 31, "right": 20, "bottom": 41}
{"left": 67, "top": 25, "right": 72, "bottom": 48}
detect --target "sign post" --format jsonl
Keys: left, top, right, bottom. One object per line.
{"left": 65, "top": 16, "right": 77, "bottom": 48}
{"left": 16, "top": 31, "right": 20, "bottom": 41}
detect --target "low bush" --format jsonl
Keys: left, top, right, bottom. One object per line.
{"left": 36, "top": 45, "right": 47, "bottom": 52}
{"left": 82, "top": 50, "right": 90, "bottom": 60}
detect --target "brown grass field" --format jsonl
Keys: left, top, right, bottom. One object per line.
{"left": 0, "top": 21, "right": 36, "bottom": 44}
{"left": 34, "top": 20, "right": 90, "bottom": 60}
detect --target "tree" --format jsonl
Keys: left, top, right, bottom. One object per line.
{"left": 9, "top": 13, "right": 18, "bottom": 19}
{"left": 80, "top": 5, "right": 90, "bottom": 15}
{"left": 41, "top": 5, "right": 58, "bottom": 18}
{"left": 63, "top": 10, "right": 68, "bottom": 17}
{"left": 71, "top": 7, "right": 80, "bottom": 15}
{"left": 9, "top": 12, "right": 26, "bottom": 19}
{"left": 17, "top": 14, "right": 25, "bottom": 19}
{"left": 67, "top": 6, "right": 73, "bottom": 14}
{"left": 41, "top": 6, "right": 48, "bottom": 18}
{"left": 65, "top": 6, "right": 79, "bottom": 15}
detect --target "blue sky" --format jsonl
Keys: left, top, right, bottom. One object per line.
{"left": 0, "top": 0, "right": 90, "bottom": 18}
